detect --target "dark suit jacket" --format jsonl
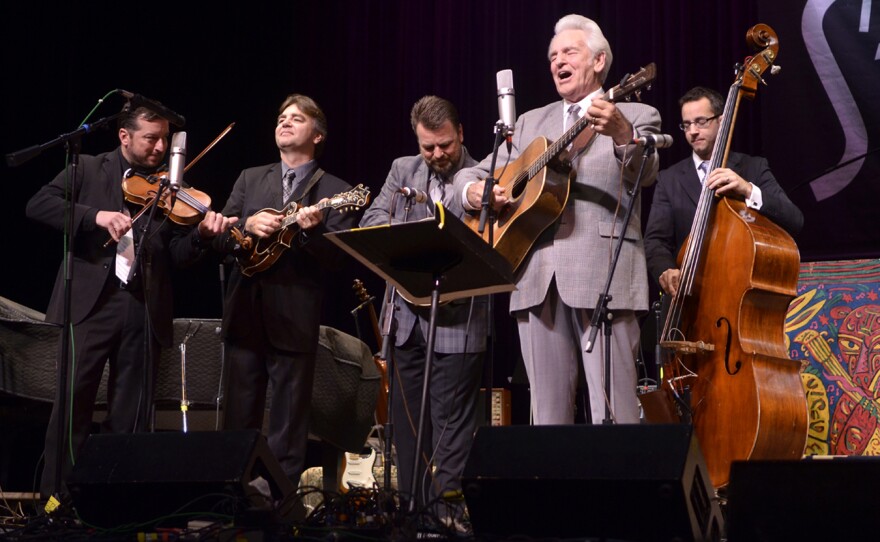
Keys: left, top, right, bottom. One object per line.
{"left": 217, "top": 162, "right": 358, "bottom": 353}
{"left": 25, "top": 148, "right": 206, "bottom": 347}
{"left": 644, "top": 152, "right": 804, "bottom": 284}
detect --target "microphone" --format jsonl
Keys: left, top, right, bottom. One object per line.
{"left": 168, "top": 131, "right": 187, "bottom": 191}
{"left": 398, "top": 186, "right": 428, "bottom": 203}
{"left": 116, "top": 89, "right": 186, "bottom": 127}
{"left": 632, "top": 133, "right": 674, "bottom": 148}
{"left": 496, "top": 69, "right": 516, "bottom": 138}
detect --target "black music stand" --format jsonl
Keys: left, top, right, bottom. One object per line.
{"left": 325, "top": 204, "right": 514, "bottom": 512}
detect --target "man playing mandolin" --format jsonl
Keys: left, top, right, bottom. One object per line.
{"left": 454, "top": 14, "right": 661, "bottom": 426}
{"left": 213, "top": 94, "right": 359, "bottom": 488}
{"left": 26, "top": 104, "right": 236, "bottom": 500}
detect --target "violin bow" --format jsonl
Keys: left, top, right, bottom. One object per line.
{"left": 184, "top": 121, "right": 235, "bottom": 173}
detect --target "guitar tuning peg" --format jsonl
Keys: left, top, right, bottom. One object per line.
{"left": 770, "top": 65, "right": 782, "bottom": 75}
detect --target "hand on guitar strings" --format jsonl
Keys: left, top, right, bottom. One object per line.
{"left": 465, "top": 180, "right": 508, "bottom": 211}
{"left": 245, "top": 211, "right": 283, "bottom": 238}
{"left": 587, "top": 97, "right": 635, "bottom": 146}
{"left": 705, "top": 168, "right": 753, "bottom": 200}
{"left": 295, "top": 202, "right": 326, "bottom": 230}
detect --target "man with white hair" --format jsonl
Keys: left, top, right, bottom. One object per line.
{"left": 454, "top": 14, "right": 661, "bottom": 426}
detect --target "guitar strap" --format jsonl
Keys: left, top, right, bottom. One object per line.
{"left": 567, "top": 128, "right": 599, "bottom": 162}
{"left": 291, "top": 167, "right": 325, "bottom": 203}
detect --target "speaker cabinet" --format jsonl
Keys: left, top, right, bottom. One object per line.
{"left": 67, "top": 430, "right": 297, "bottom": 528}
{"left": 462, "top": 424, "right": 722, "bottom": 542}
{"left": 727, "top": 458, "right": 880, "bottom": 541}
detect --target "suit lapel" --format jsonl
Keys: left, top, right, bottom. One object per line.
{"left": 267, "top": 164, "right": 283, "bottom": 207}
{"left": 679, "top": 159, "right": 702, "bottom": 207}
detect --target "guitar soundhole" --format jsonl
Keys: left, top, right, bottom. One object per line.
{"left": 509, "top": 173, "right": 528, "bottom": 199}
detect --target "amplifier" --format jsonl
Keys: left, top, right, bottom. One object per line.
{"left": 477, "top": 387, "right": 511, "bottom": 426}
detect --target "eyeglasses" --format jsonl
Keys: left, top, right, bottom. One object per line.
{"left": 679, "top": 115, "right": 719, "bottom": 131}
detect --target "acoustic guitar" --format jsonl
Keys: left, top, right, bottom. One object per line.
{"left": 353, "top": 279, "right": 389, "bottom": 425}
{"left": 229, "top": 184, "right": 370, "bottom": 276}
{"left": 464, "top": 64, "right": 656, "bottom": 272}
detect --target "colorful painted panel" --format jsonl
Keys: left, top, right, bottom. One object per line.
{"left": 786, "top": 259, "right": 880, "bottom": 456}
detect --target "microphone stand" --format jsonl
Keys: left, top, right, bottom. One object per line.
{"left": 178, "top": 321, "right": 201, "bottom": 433}
{"left": 376, "top": 196, "right": 415, "bottom": 503}
{"left": 584, "top": 142, "right": 656, "bottom": 425}
{"left": 130, "top": 176, "right": 173, "bottom": 432}
{"left": 5, "top": 112, "right": 121, "bottom": 499}
{"left": 476, "top": 122, "right": 508, "bottom": 425}
{"left": 215, "top": 263, "right": 228, "bottom": 430}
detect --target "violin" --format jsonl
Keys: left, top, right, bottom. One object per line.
{"left": 103, "top": 122, "right": 235, "bottom": 247}
{"left": 121, "top": 167, "right": 211, "bottom": 225}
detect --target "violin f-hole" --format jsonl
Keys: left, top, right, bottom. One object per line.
{"left": 715, "top": 317, "right": 741, "bottom": 375}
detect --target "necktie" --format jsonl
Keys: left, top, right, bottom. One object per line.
{"left": 565, "top": 104, "right": 581, "bottom": 132}
{"left": 698, "top": 161, "right": 709, "bottom": 183}
{"left": 429, "top": 175, "right": 446, "bottom": 204}
{"left": 282, "top": 169, "right": 296, "bottom": 204}
{"left": 115, "top": 208, "right": 135, "bottom": 283}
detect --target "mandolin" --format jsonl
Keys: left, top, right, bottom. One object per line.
{"left": 229, "top": 184, "right": 370, "bottom": 276}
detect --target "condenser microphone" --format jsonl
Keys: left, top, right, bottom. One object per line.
{"left": 496, "top": 69, "right": 516, "bottom": 139}
{"left": 116, "top": 89, "right": 187, "bottom": 127}
{"left": 632, "top": 133, "right": 674, "bottom": 148}
{"left": 168, "top": 131, "right": 187, "bottom": 191}
{"left": 398, "top": 186, "right": 428, "bottom": 203}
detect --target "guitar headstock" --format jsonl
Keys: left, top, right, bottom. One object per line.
{"left": 607, "top": 62, "right": 656, "bottom": 103}
{"left": 737, "top": 23, "right": 780, "bottom": 100}
{"left": 328, "top": 183, "right": 371, "bottom": 212}
{"left": 353, "top": 279, "right": 370, "bottom": 303}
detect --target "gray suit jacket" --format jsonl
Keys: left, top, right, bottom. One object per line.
{"left": 454, "top": 100, "right": 661, "bottom": 313}
{"left": 359, "top": 150, "right": 487, "bottom": 353}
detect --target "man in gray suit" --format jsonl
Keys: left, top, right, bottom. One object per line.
{"left": 359, "top": 96, "right": 485, "bottom": 520}
{"left": 454, "top": 15, "right": 661, "bottom": 425}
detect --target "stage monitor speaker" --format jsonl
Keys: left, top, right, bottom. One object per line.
{"left": 462, "top": 424, "right": 723, "bottom": 542}
{"left": 727, "top": 457, "right": 880, "bottom": 541}
{"left": 67, "top": 429, "right": 299, "bottom": 528}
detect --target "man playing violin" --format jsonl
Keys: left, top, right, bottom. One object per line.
{"left": 644, "top": 86, "right": 804, "bottom": 297}
{"left": 26, "top": 104, "right": 236, "bottom": 499}
{"left": 214, "top": 94, "right": 359, "bottom": 488}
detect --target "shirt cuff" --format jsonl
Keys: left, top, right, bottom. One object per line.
{"left": 462, "top": 182, "right": 478, "bottom": 211}
{"left": 745, "top": 183, "right": 763, "bottom": 210}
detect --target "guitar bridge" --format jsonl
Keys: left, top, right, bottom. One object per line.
{"left": 660, "top": 340, "right": 715, "bottom": 355}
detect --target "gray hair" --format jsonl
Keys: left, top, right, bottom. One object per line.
{"left": 551, "top": 14, "right": 613, "bottom": 84}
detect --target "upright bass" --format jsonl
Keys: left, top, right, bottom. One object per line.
{"left": 654, "top": 24, "right": 807, "bottom": 488}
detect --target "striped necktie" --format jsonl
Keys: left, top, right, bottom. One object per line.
{"left": 282, "top": 169, "right": 296, "bottom": 203}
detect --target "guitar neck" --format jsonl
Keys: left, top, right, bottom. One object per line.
{"left": 530, "top": 86, "right": 622, "bottom": 178}
{"left": 279, "top": 198, "right": 335, "bottom": 229}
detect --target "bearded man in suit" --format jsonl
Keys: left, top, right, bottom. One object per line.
{"left": 359, "top": 96, "right": 484, "bottom": 521}
{"left": 215, "top": 94, "right": 358, "bottom": 487}
{"left": 643, "top": 86, "right": 803, "bottom": 297}
{"left": 454, "top": 14, "right": 661, "bottom": 425}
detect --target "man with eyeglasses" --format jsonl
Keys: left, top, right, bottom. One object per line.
{"left": 644, "top": 86, "right": 803, "bottom": 297}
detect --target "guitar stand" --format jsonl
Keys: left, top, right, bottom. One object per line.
{"left": 584, "top": 142, "right": 656, "bottom": 424}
